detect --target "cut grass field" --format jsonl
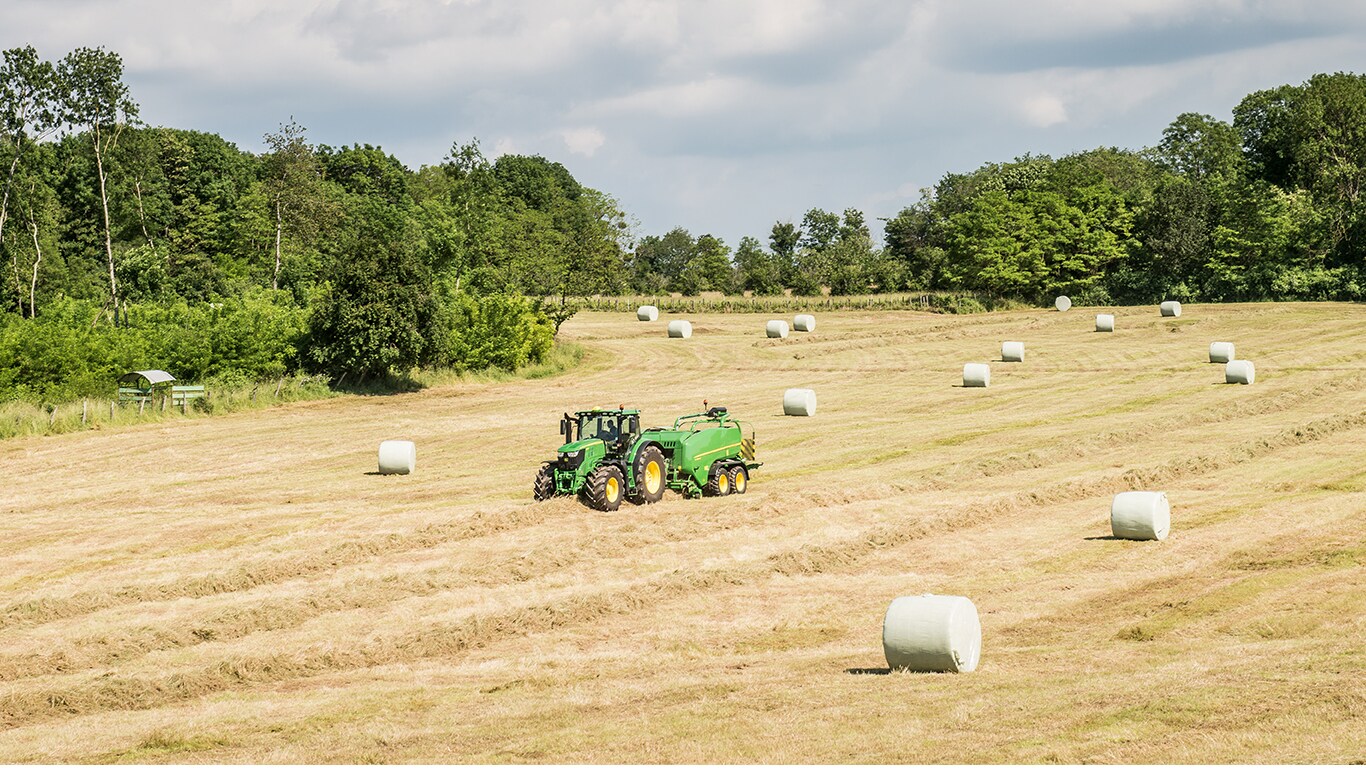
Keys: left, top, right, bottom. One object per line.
{"left": 0, "top": 302, "right": 1363, "bottom": 763}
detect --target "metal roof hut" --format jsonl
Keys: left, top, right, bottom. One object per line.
{"left": 118, "top": 370, "right": 175, "bottom": 404}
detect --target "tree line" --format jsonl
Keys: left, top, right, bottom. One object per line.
{"left": 0, "top": 45, "right": 633, "bottom": 400}
{"left": 635, "top": 73, "right": 1366, "bottom": 305}
{"left": 3, "top": 44, "right": 1365, "bottom": 401}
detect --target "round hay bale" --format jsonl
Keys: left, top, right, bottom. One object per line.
{"left": 962, "top": 363, "right": 990, "bottom": 387}
{"left": 793, "top": 313, "right": 816, "bottom": 332}
{"left": 1209, "top": 341, "right": 1235, "bottom": 364}
{"left": 636, "top": 305, "right": 659, "bottom": 322}
{"left": 378, "top": 440, "right": 416, "bottom": 475}
{"left": 667, "top": 320, "right": 692, "bottom": 338}
{"left": 882, "top": 594, "right": 981, "bottom": 673}
{"left": 1001, "top": 341, "right": 1025, "bottom": 362}
{"left": 1160, "top": 300, "right": 1182, "bottom": 317}
{"left": 782, "top": 388, "right": 817, "bottom": 416}
{"left": 1055, "top": 295, "right": 1071, "bottom": 312}
{"left": 1095, "top": 313, "right": 1115, "bottom": 332}
{"left": 766, "top": 319, "right": 790, "bottom": 339}
{"left": 1110, "top": 491, "right": 1170, "bottom": 541}
{"left": 1225, "top": 359, "right": 1255, "bottom": 385}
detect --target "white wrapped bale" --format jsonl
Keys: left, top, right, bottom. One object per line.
{"left": 793, "top": 313, "right": 816, "bottom": 332}
{"left": 1160, "top": 300, "right": 1182, "bottom": 317}
{"left": 1209, "top": 341, "right": 1235, "bottom": 364}
{"left": 377, "top": 440, "right": 416, "bottom": 475}
{"left": 766, "top": 320, "right": 790, "bottom": 339}
{"left": 1096, "top": 313, "right": 1115, "bottom": 332}
{"left": 1055, "top": 295, "right": 1071, "bottom": 312}
{"left": 782, "top": 388, "right": 817, "bottom": 416}
{"left": 667, "top": 320, "right": 692, "bottom": 338}
{"left": 1001, "top": 341, "right": 1025, "bottom": 362}
{"left": 636, "top": 305, "right": 659, "bottom": 321}
{"left": 882, "top": 594, "right": 982, "bottom": 673}
{"left": 1110, "top": 491, "right": 1170, "bottom": 541}
{"left": 962, "top": 363, "right": 990, "bottom": 387}
{"left": 1225, "top": 359, "right": 1256, "bottom": 385}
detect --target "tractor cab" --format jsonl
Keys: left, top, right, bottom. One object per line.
{"left": 560, "top": 408, "right": 641, "bottom": 454}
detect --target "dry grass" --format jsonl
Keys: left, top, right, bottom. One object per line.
{"left": 0, "top": 302, "right": 1363, "bottom": 763}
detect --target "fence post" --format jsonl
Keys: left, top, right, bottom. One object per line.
{"left": 110, "top": 401, "right": 116, "bottom": 420}
{"left": 138, "top": 399, "right": 145, "bottom": 416}
{"left": 82, "top": 399, "right": 88, "bottom": 425}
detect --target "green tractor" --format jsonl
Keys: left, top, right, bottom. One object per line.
{"left": 534, "top": 405, "right": 761, "bottom": 511}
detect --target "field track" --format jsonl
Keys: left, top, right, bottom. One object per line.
{"left": 0, "top": 302, "right": 1363, "bottom": 763}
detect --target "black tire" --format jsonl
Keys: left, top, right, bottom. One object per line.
{"left": 583, "top": 465, "right": 625, "bottom": 511}
{"left": 533, "top": 464, "right": 556, "bottom": 501}
{"left": 629, "top": 445, "right": 667, "bottom": 504}
{"left": 705, "top": 464, "right": 732, "bottom": 497}
{"left": 728, "top": 465, "right": 748, "bottom": 494}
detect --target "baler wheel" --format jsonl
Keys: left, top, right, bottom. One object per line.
{"left": 584, "top": 465, "right": 625, "bottom": 511}
{"left": 728, "top": 465, "right": 748, "bottom": 494}
{"left": 705, "top": 465, "right": 732, "bottom": 497}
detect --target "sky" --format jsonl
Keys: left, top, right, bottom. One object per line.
{"left": 5, "top": 0, "right": 1366, "bottom": 248}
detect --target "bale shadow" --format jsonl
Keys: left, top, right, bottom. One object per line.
{"left": 1084, "top": 535, "right": 1121, "bottom": 541}
{"left": 843, "top": 667, "right": 890, "bottom": 676}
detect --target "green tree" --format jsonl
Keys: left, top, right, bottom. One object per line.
{"left": 262, "top": 118, "right": 329, "bottom": 291}
{"left": 56, "top": 46, "right": 139, "bottom": 313}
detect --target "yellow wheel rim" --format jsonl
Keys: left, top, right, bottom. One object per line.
{"left": 718, "top": 473, "right": 729, "bottom": 494}
{"left": 735, "top": 471, "right": 746, "bottom": 492}
{"left": 645, "top": 461, "right": 662, "bottom": 494}
{"left": 606, "top": 476, "right": 620, "bottom": 503}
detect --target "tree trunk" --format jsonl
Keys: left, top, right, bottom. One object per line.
{"left": 273, "top": 199, "right": 283, "bottom": 290}
{"left": 93, "top": 131, "right": 119, "bottom": 312}
{"left": 2, "top": 151, "right": 21, "bottom": 314}
{"left": 133, "top": 178, "right": 154, "bottom": 249}
{"left": 27, "top": 216, "right": 43, "bottom": 319}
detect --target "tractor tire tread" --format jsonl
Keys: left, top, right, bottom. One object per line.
{"left": 583, "top": 465, "right": 624, "bottom": 511}
{"left": 533, "top": 464, "right": 556, "bottom": 501}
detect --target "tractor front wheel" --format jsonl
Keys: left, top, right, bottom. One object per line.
{"left": 630, "top": 446, "right": 667, "bottom": 504}
{"left": 584, "top": 465, "right": 625, "bottom": 511}
{"left": 705, "top": 465, "right": 732, "bottom": 497}
{"left": 533, "top": 464, "right": 555, "bottom": 501}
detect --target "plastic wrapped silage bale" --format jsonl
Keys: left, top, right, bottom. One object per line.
{"left": 1160, "top": 301, "right": 1182, "bottom": 317}
{"left": 1096, "top": 314, "right": 1115, "bottom": 332}
{"left": 636, "top": 305, "right": 659, "bottom": 321}
{"left": 882, "top": 594, "right": 982, "bottom": 673}
{"left": 962, "top": 363, "right": 990, "bottom": 387}
{"left": 1001, "top": 341, "right": 1024, "bottom": 362}
{"left": 378, "top": 440, "right": 416, "bottom": 475}
{"left": 793, "top": 314, "right": 816, "bottom": 332}
{"left": 1209, "top": 342, "right": 1235, "bottom": 364}
{"left": 766, "top": 320, "right": 790, "bottom": 338}
{"left": 667, "top": 320, "right": 692, "bottom": 338}
{"left": 1055, "top": 296, "right": 1071, "bottom": 312}
{"left": 1225, "top": 360, "right": 1255, "bottom": 384}
{"left": 782, "top": 388, "right": 817, "bottom": 416}
{"left": 1110, "top": 491, "right": 1170, "bottom": 541}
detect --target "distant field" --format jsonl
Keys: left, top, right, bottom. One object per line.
{"left": 0, "top": 302, "right": 1362, "bottom": 763}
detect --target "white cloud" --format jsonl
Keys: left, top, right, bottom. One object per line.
{"left": 561, "top": 127, "right": 606, "bottom": 157}
{"left": 1020, "top": 94, "right": 1069, "bottom": 127}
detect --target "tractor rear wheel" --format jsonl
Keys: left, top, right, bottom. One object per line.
{"left": 728, "top": 465, "right": 748, "bottom": 494}
{"left": 533, "top": 464, "right": 555, "bottom": 501}
{"left": 705, "top": 464, "right": 732, "bottom": 496}
{"left": 630, "top": 446, "right": 666, "bottom": 504}
{"left": 584, "top": 465, "right": 625, "bottom": 511}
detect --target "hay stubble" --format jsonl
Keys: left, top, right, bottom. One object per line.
{"left": 0, "top": 303, "right": 1363, "bottom": 763}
